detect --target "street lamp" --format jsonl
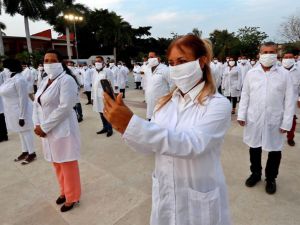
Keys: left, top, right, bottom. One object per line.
{"left": 64, "top": 14, "right": 83, "bottom": 63}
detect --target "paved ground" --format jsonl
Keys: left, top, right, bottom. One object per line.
{"left": 0, "top": 77, "right": 300, "bottom": 225}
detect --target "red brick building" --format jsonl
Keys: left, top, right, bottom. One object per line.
{"left": 3, "top": 29, "right": 76, "bottom": 58}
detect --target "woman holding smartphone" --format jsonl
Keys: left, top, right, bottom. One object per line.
{"left": 103, "top": 35, "right": 232, "bottom": 225}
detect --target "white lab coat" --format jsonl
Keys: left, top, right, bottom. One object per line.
{"left": 222, "top": 66, "right": 242, "bottom": 97}
{"left": 145, "top": 64, "right": 173, "bottom": 119}
{"left": 37, "top": 70, "right": 48, "bottom": 88}
{"left": 33, "top": 72, "right": 80, "bottom": 163}
{"left": 82, "top": 68, "right": 93, "bottom": 92}
{"left": 133, "top": 65, "right": 142, "bottom": 82}
{"left": 0, "top": 72, "right": 5, "bottom": 114}
{"left": 238, "top": 65, "right": 295, "bottom": 151}
{"left": 283, "top": 65, "right": 300, "bottom": 110}
{"left": 118, "top": 66, "right": 128, "bottom": 89}
{"left": 91, "top": 69, "right": 112, "bottom": 113}
{"left": 110, "top": 65, "right": 120, "bottom": 93}
{"left": 123, "top": 84, "right": 232, "bottom": 225}
{"left": 0, "top": 73, "right": 33, "bottom": 132}
{"left": 140, "top": 63, "right": 148, "bottom": 89}
{"left": 238, "top": 63, "right": 251, "bottom": 85}
{"left": 22, "top": 67, "right": 35, "bottom": 94}
{"left": 210, "top": 62, "right": 223, "bottom": 88}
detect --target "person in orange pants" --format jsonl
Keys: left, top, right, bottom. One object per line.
{"left": 33, "top": 50, "right": 82, "bottom": 212}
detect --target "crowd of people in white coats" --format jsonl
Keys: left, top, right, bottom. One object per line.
{"left": 0, "top": 35, "right": 300, "bottom": 224}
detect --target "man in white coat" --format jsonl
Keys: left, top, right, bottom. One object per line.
{"left": 145, "top": 52, "right": 173, "bottom": 120}
{"left": 133, "top": 63, "right": 142, "bottom": 89}
{"left": 91, "top": 56, "right": 113, "bottom": 137}
{"left": 22, "top": 63, "right": 35, "bottom": 100}
{"left": 117, "top": 62, "right": 128, "bottom": 98}
{"left": 81, "top": 63, "right": 93, "bottom": 105}
{"left": 238, "top": 56, "right": 251, "bottom": 86}
{"left": 281, "top": 51, "right": 300, "bottom": 146}
{"left": 237, "top": 42, "right": 295, "bottom": 194}
{"left": 210, "top": 57, "right": 223, "bottom": 92}
{"left": 109, "top": 60, "right": 120, "bottom": 95}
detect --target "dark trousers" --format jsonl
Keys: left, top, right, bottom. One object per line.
{"left": 249, "top": 147, "right": 282, "bottom": 181}
{"left": 99, "top": 113, "right": 112, "bottom": 131}
{"left": 227, "top": 96, "right": 237, "bottom": 109}
{"left": 85, "top": 91, "right": 92, "bottom": 103}
{"left": 287, "top": 115, "right": 297, "bottom": 141}
{"left": 120, "top": 89, "right": 125, "bottom": 98}
{"left": 0, "top": 113, "right": 8, "bottom": 141}
{"left": 135, "top": 82, "right": 141, "bottom": 89}
{"left": 33, "top": 85, "right": 38, "bottom": 94}
{"left": 74, "top": 103, "right": 83, "bottom": 119}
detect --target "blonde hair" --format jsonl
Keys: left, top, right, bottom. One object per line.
{"left": 156, "top": 35, "right": 216, "bottom": 112}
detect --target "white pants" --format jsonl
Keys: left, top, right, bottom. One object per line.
{"left": 19, "top": 130, "right": 35, "bottom": 154}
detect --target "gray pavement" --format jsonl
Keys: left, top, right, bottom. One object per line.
{"left": 0, "top": 79, "right": 299, "bottom": 225}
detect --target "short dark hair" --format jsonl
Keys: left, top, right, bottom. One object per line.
{"left": 261, "top": 41, "right": 277, "bottom": 48}
{"left": 45, "top": 49, "right": 64, "bottom": 62}
{"left": 3, "top": 58, "right": 23, "bottom": 73}
{"left": 95, "top": 56, "right": 104, "bottom": 61}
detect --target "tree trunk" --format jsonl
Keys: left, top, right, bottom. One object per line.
{"left": 66, "top": 27, "right": 72, "bottom": 60}
{"left": 113, "top": 46, "right": 117, "bottom": 62}
{"left": 0, "top": 29, "right": 4, "bottom": 56}
{"left": 24, "top": 16, "right": 33, "bottom": 54}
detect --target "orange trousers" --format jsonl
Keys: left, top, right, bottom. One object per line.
{"left": 53, "top": 161, "right": 81, "bottom": 203}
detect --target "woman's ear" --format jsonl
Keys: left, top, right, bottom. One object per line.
{"left": 199, "top": 56, "right": 208, "bottom": 69}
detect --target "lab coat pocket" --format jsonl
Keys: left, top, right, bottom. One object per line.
{"left": 52, "top": 118, "right": 70, "bottom": 138}
{"left": 150, "top": 173, "right": 160, "bottom": 225}
{"left": 188, "top": 187, "right": 221, "bottom": 225}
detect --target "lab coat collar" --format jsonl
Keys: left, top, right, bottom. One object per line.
{"left": 173, "top": 81, "right": 206, "bottom": 104}
{"left": 254, "top": 64, "right": 279, "bottom": 73}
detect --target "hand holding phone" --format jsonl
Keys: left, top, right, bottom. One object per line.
{"left": 100, "top": 79, "right": 115, "bottom": 100}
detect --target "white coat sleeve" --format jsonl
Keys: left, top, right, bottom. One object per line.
{"left": 237, "top": 67, "right": 242, "bottom": 91}
{"left": 237, "top": 74, "right": 250, "bottom": 121}
{"left": 123, "top": 97, "right": 231, "bottom": 159}
{"left": 15, "top": 78, "right": 28, "bottom": 120}
{"left": 40, "top": 78, "right": 78, "bottom": 133}
{"left": 32, "top": 101, "right": 40, "bottom": 125}
{"left": 281, "top": 74, "right": 296, "bottom": 131}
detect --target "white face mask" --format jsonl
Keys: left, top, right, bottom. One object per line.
{"left": 259, "top": 54, "right": 277, "bottom": 67}
{"left": 229, "top": 61, "right": 235, "bottom": 67}
{"left": 117, "top": 65, "right": 122, "bottom": 68}
{"left": 44, "top": 63, "right": 64, "bottom": 80}
{"left": 95, "top": 62, "right": 103, "bottom": 70}
{"left": 148, "top": 58, "right": 159, "bottom": 67}
{"left": 169, "top": 59, "right": 203, "bottom": 94}
{"left": 282, "top": 59, "right": 295, "bottom": 69}
{"left": 38, "top": 66, "right": 44, "bottom": 71}
{"left": 109, "top": 63, "right": 115, "bottom": 67}
{"left": 226, "top": 58, "right": 229, "bottom": 62}
{"left": 250, "top": 61, "right": 256, "bottom": 65}
{"left": 213, "top": 60, "right": 218, "bottom": 64}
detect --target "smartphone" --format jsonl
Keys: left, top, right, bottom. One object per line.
{"left": 100, "top": 79, "right": 115, "bottom": 100}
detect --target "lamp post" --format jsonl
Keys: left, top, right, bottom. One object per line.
{"left": 64, "top": 14, "right": 83, "bottom": 63}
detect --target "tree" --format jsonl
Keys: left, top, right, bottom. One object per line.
{"left": 2, "top": 0, "right": 49, "bottom": 54}
{"left": 0, "top": 21, "right": 5, "bottom": 56}
{"left": 209, "top": 29, "right": 241, "bottom": 60}
{"left": 279, "top": 14, "right": 300, "bottom": 42}
{"left": 190, "top": 28, "right": 202, "bottom": 38}
{"left": 237, "top": 26, "right": 268, "bottom": 58}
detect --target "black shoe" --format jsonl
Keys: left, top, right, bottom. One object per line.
{"left": 14, "top": 152, "right": 29, "bottom": 162}
{"left": 0, "top": 136, "right": 8, "bottom": 142}
{"left": 85, "top": 102, "right": 92, "bottom": 105}
{"left": 287, "top": 139, "right": 295, "bottom": 147}
{"left": 265, "top": 180, "right": 276, "bottom": 194}
{"left": 245, "top": 174, "right": 261, "bottom": 187}
{"left": 78, "top": 117, "right": 83, "bottom": 123}
{"left": 106, "top": 130, "right": 113, "bottom": 137}
{"left": 56, "top": 196, "right": 66, "bottom": 205}
{"left": 60, "top": 202, "right": 79, "bottom": 212}
{"left": 21, "top": 153, "right": 37, "bottom": 165}
{"left": 97, "top": 129, "right": 107, "bottom": 134}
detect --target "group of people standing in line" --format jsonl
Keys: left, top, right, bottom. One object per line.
{"left": 0, "top": 34, "right": 299, "bottom": 224}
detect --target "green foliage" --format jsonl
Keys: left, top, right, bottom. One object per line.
{"left": 15, "top": 51, "right": 45, "bottom": 67}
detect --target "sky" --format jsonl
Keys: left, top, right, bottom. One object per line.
{"left": 1, "top": 0, "right": 300, "bottom": 41}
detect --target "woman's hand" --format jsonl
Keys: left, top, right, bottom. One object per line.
{"left": 34, "top": 125, "right": 47, "bottom": 138}
{"left": 103, "top": 92, "right": 134, "bottom": 134}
